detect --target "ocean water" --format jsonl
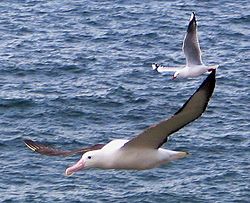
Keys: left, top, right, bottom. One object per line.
{"left": 0, "top": 0, "right": 249, "bottom": 202}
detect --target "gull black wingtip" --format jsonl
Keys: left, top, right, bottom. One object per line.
{"left": 191, "top": 12, "right": 196, "bottom": 21}
{"left": 152, "top": 63, "right": 159, "bottom": 72}
{"left": 187, "top": 12, "right": 197, "bottom": 33}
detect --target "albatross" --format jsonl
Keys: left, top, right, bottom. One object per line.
{"left": 152, "top": 12, "right": 219, "bottom": 79}
{"left": 24, "top": 70, "right": 216, "bottom": 176}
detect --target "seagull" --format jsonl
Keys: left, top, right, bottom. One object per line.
{"left": 152, "top": 12, "right": 219, "bottom": 79}
{"left": 24, "top": 70, "right": 216, "bottom": 176}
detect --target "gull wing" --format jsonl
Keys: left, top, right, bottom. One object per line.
{"left": 182, "top": 12, "right": 203, "bottom": 66}
{"left": 122, "top": 70, "right": 216, "bottom": 149}
{"left": 152, "top": 63, "right": 182, "bottom": 73}
{"left": 24, "top": 139, "right": 105, "bottom": 157}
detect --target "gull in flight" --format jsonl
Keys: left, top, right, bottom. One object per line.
{"left": 24, "top": 70, "right": 216, "bottom": 176}
{"left": 152, "top": 12, "right": 219, "bottom": 79}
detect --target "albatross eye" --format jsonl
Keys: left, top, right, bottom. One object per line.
{"left": 87, "top": 156, "right": 92, "bottom": 159}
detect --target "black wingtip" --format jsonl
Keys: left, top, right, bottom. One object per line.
{"left": 198, "top": 69, "right": 216, "bottom": 93}
{"left": 174, "top": 70, "right": 216, "bottom": 115}
{"left": 23, "top": 139, "right": 38, "bottom": 152}
{"left": 187, "top": 12, "right": 197, "bottom": 33}
{"left": 152, "top": 63, "right": 160, "bottom": 71}
{"left": 23, "top": 139, "right": 35, "bottom": 146}
{"left": 191, "top": 12, "right": 196, "bottom": 21}
{"left": 192, "top": 69, "right": 216, "bottom": 100}
{"left": 23, "top": 138, "right": 65, "bottom": 156}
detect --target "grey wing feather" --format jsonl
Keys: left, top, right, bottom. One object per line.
{"left": 24, "top": 139, "right": 105, "bottom": 157}
{"left": 122, "top": 70, "right": 216, "bottom": 149}
{"left": 152, "top": 64, "right": 182, "bottom": 73}
{"left": 183, "top": 12, "right": 203, "bottom": 66}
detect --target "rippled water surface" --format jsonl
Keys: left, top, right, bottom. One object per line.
{"left": 0, "top": 0, "right": 249, "bottom": 202}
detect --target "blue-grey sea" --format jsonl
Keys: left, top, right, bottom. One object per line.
{"left": 0, "top": 0, "right": 249, "bottom": 202}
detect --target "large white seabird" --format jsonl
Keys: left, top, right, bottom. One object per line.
{"left": 24, "top": 70, "right": 216, "bottom": 176}
{"left": 152, "top": 12, "right": 219, "bottom": 79}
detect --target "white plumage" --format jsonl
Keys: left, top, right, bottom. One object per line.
{"left": 152, "top": 12, "right": 219, "bottom": 79}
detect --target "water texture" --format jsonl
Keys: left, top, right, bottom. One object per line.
{"left": 0, "top": 0, "right": 249, "bottom": 202}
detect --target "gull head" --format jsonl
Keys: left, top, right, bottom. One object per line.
{"left": 173, "top": 68, "right": 192, "bottom": 79}
{"left": 172, "top": 71, "right": 180, "bottom": 79}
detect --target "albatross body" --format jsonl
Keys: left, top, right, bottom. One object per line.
{"left": 24, "top": 70, "right": 216, "bottom": 176}
{"left": 65, "top": 139, "right": 187, "bottom": 175}
{"left": 152, "top": 12, "right": 219, "bottom": 79}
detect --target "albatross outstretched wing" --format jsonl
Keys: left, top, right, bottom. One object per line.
{"left": 183, "top": 12, "right": 203, "bottom": 66}
{"left": 24, "top": 139, "right": 105, "bottom": 157}
{"left": 122, "top": 70, "right": 216, "bottom": 149}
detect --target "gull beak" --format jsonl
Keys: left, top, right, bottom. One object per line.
{"left": 172, "top": 75, "right": 177, "bottom": 80}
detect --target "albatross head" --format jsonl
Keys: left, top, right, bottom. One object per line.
{"left": 65, "top": 150, "right": 103, "bottom": 176}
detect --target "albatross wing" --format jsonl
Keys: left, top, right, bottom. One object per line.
{"left": 183, "top": 12, "right": 203, "bottom": 66}
{"left": 122, "top": 70, "right": 216, "bottom": 149}
{"left": 24, "top": 139, "right": 105, "bottom": 157}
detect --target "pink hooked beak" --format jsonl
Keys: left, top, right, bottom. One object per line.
{"left": 65, "top": 159, "right": 85, "bottom": 176}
